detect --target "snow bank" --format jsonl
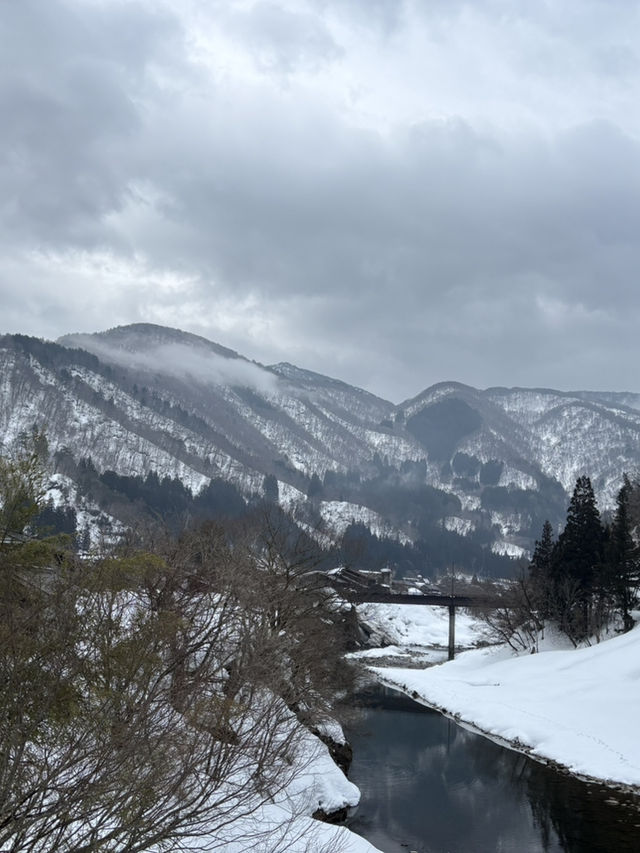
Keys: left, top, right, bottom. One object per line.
{"left": 371, "top": 625, "right": 640, "bottom": 790}
{"left": 217, "top": 725, "right": 381, "bottom": 852}
{"left": 356, "top": 602, "right": 492, "bottom": 648}
{"left": 151, "top": 721, "right": 381, "bottom": 853}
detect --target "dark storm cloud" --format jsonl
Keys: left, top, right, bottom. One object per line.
{"left": 2, "top": 0, "right": 640, "bottom": 401}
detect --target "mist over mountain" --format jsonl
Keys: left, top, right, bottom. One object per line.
{"left": 2, "top": 324, "right": 638, "bottom": 577}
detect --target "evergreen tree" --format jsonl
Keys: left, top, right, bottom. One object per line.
{"left": 551, "top": 476, "right": 604, "bottom": 640}
{"left": 606, "top": 475, "right": 639, "bottom": 632}
{"left": 306, "top": 472, "right": 323, "bottom": 499}
{"left": 529, "top": 519, "right": 555, "bottom": 619}
{"left": 262, "top": 473, "right": 279, "bottom": 503}
{"left": 553, "top": 476, "right": 604, "bottom": 593}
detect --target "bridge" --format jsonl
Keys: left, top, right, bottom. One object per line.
{"left": 326, "top": 571, "right": 501, "bottom": 660}
{"left": 351, "top": 591, "right": 499, "bottom": 661}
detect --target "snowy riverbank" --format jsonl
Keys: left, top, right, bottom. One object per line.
{"left": 357, "top": 604, "right": 640, "bottom": 791}
{"left": 150, "top": 718, "right": 383, "bottom": 853}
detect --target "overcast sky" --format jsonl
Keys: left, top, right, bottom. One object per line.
{"left": 2, "top": 0, "right": 640, "bottom": 402}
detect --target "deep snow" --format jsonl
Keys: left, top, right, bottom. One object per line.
{"left": 358, "top": 603, "right": 640, "bottom": 791}
{"left": 148, "top": 718, "right": 382, "bottom": 853}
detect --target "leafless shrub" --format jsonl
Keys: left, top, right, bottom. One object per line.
{"left": 476, "top": 573, "right": 544, "bottom": 652}
{"left": 0, "top": 460, "right": 350, "bottom": 851}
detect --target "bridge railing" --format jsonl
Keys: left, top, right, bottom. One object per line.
{"left": 347, "top": 591, "right": 500, "bottom": 608}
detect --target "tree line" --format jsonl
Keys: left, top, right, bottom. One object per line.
{"left": 488, "top": 475, "right": 640, "bottom": 649}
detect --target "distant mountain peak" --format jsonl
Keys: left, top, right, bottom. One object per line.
{"left": 58, "top": 323, "right": 243, "bottom": 361}
{"left": 56, "top": 324, "right": 281, "bottom": 395}
{"left": 399, "top": 380, "right": 481, "bottom": 417}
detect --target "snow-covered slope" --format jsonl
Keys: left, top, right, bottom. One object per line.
{"left": 2, "top": 325, "right": 639, "bottom": 554}
{"left": 373, "top": 622, "right": 640, "bottom": 789}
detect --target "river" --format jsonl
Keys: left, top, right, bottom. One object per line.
{"left": 344, "top": 683, "right": 640, "bottom": 853}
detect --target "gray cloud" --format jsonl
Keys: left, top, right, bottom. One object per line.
{"left": 2, "top": 0, "right": 640, "bottom": 402}
{"left": 224, "top": 2, "right": 343, "bottom": 74}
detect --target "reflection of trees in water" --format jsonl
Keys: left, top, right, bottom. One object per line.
{"left": 525, "top": 763, "right": 640, "bottom": 853}
{"left": 433, "top": 723, "right": 555, "bottom": 852}
{"left": 349, "top": 688, "right": 640, "bottom": 853}
{"left": 460, "top": 724, "right": 640, "bottom": 853}
{"left": 460, "top": 729, "right": 558, "bottom": 851}
{"left": 349, "top": 693, "right": 554, "bottom": 852}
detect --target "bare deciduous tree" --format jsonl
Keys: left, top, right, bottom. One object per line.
{"left": 477, "top": 573, "right": 543, "bottom": 652}
{"left": 0, "top": 451, "right": 351, "bottom": 852}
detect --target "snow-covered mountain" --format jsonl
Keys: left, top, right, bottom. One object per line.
{"left": 1, "top": 324, "right": 638, "bottom": 559}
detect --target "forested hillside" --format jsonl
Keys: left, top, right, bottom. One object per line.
{"left": 4, "top": 324, "right": 640, "bottom": 578}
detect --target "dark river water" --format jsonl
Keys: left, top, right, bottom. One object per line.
{"left": 344, "top": 684, "right": 640, "bottom": 853}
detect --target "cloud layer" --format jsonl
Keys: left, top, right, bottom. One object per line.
{"left": 2, "top": 0, "right": 640, "bottom": 401}
{"left": 67, "top": 337, "right": 280, "bottom": 394}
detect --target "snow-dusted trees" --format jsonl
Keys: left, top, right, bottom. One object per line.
{"left": 0, "top": 448, "right": 352, "bottom": 852}
{"left": 487, "top": 475, "right": 640, "bottom": 651}
{"left": 529, "top": 476, "right": 640, "bottom": 644}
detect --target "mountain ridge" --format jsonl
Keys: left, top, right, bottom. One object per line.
{"left": 2, "top": 324, "right": 639, "bottom": 572}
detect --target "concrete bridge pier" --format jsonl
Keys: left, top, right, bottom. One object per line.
{"left": 448, "top": 604, "right": 456, "bottom": 661}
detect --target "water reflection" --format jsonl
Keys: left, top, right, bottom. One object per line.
{"left": 525, "top": 760, "right": 640, "bottom": 853}
{"left": 345, "top": 685, "right": 640, "bottom": 853}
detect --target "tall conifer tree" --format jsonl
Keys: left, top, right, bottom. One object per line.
{"left": 529, "top": 519, "right": 555, "bottom": 619}
{"left": 607, "top": 475, "right": 639, "bottom": 631}
{"left": 551, "top": 476, "right": 604, "bottom": 639}
{"left": 553, "top": 476, "right": 604, "bottom": 593}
